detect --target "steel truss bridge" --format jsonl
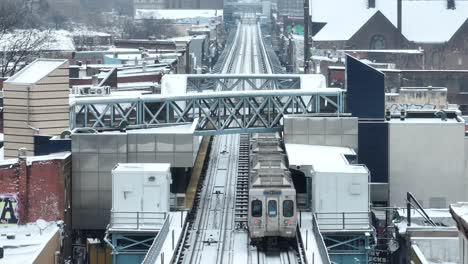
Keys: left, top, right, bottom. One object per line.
{"left": 186, "top": 74, "right": 306, "bottom": 92}
{"left": 70, "top": 88, "right": 344, "bottom": 135}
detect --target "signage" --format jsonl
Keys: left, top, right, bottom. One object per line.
{"left": 369, "top": 250, "right": 389, "bottom": 264}
{"left": 0, "top": 195, "right": 18, "bottom": 224}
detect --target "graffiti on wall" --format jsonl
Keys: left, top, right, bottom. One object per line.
{"left": 0, "top": 194, "right": 18, "bottom": 224}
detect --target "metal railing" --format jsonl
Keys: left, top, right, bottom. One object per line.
{"left": 141, "top": 215, "right": 171, "bottom": 264}
{"left": 312, "top": 213, "right": 332, "bottom": 264}
{"left": 109, "top": 211, "right": 167, "bottom": 230}
{"left": 315, "top": 212, "right": 371, "bottom": 231}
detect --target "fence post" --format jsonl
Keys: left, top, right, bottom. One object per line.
{"left": 181, "top": 211, "right": 183, "bottom": 228}
{"left": 300, "top": 211, "right": 302, "bottom": 228}
{"left": 342, "top": 212, "right": 345, "bottom": 230}
{"left": 172, "top": 229, "right": 175, "bottom": 250}
{"left": 161, "top": 252, "right": 164, "bottom": 264}
{"left": 306, "top": 229, "right": 308, "bottom": 251}
{"left": 137, "top": 212, "right": 140, "bottom": 229}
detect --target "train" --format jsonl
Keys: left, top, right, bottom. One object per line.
{"left": 248, "top": 133, "right": 297, "bottom": 247}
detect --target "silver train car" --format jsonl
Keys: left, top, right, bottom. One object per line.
{"left": 248, "top": 133, "right": 297, "bottom": 246}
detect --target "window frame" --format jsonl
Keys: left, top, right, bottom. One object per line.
{"left": 268, "top": 200, "right": 278, "bottom": 217}
{"left": 283, "top": 200, "right": 294, "bottom": 218}
{"left": 251, "top": 200, "right": 262, "bottom": 217}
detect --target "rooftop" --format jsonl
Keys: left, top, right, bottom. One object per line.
{"left": 134, "top": 9, "right": 223, "bottom": 20}
{"left": 0, "top": 222, "right": 59, "bottom": 264}
{"left": 310, "top": 0, "right": 468, "bottom": 43}
{"left": 285, "top": 144, "right": 368, "bottom": 173}
{"left": 5, "top": 59, "right": 67, "bottom": 85}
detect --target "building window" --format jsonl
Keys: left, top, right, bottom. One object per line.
{"left": 370, "top": 34, "right": 386, "bottom": 49}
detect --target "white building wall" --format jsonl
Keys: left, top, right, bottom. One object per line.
{"left": 389, "top": 120, "right": 466, "bottom": 208}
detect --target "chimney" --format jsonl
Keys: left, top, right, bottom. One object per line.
{"left": 447, "top": 0, "right": 455, "bottom": 9}
{"left": 18, "top": 148, "right": 28, "bottom": 159}
{"left": 368, "top": 0, "right": 376, "bottom": 8}
{"left": 397, "top": 0, "right": 402, "bottom": 33}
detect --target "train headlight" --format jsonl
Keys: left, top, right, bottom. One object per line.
{"left": 253, "top": 219, "right": 262, "bottom": 226}
{"left": 284, "top": 219, "right": 293, "bottom": 226}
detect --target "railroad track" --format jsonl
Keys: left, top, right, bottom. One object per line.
{"left": 177, "top": 14, "right": 308, "bottom": 264}
{"left": 235, "top": 134, "right": 250, "bottom": 228}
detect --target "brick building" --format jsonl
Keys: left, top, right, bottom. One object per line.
{"left": 0, "top": 152, "right": 71, "bottom": 224}
{"left": 309, "top": 0, "right": 468, "bottom": 70}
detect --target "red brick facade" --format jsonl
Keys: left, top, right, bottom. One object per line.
{"left": 0, "top": 156, "right": 71, "bottom": 224}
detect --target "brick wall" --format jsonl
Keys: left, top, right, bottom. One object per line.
{"left": 0, "top": 156, "right": 70, "bottom": 224}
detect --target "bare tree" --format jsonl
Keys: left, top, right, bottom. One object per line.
{"left": 0, "top": 0, "right": 51, "bottom": 77}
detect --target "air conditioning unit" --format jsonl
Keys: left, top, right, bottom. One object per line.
{"left": 89, "top": 86, "right": 110, "bottom": 96}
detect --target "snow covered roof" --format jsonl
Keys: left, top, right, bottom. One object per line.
{"left": 0, "top": 152, "right": 71, "bottom": 167}
{"left": 310, "top": 0, "right": 468, "bottom": 43}
{"left": 285, "top": 144, "right": 368, "bottom": 174}
{"left": 0, "top": 222, "right": 59, "bottom": 264}
{"left": 5, "top": 59, "right": 67, "bottom": 85}
{"left": 451, "top": 202, "right": 468, "bottom": 238}
{"left": 135, "top": 9, "right": 223, "bottom": 20}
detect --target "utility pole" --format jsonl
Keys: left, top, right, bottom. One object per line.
{"left": 303, "top": 0, "right": 311, "bottom": 74}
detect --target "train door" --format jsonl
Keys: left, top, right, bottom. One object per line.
{"left": 266, "top": 198, "right": 279, "bottom": 233}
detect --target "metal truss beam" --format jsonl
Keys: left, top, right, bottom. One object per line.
{"left": 185, "top": 74, "right": 302, "bottom": 92}
{"left": 70, "top": 89, "right": 344, "bottom": 135}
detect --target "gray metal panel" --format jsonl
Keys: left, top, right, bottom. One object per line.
{"left": 127, "top": 134, "right": 137, "bottom": 152}
{"left": 117, "top": 135, "right": 127, "bottom": 153}
{"left": 99, "top": 134, "right": 119, "bottom": 153}
{"left": 137, "top": 134, "right": 156, "bottom": 152}
{"left": 175, "top": 135, "right": 193, "bottom": 152}
{"left": 71, "top": 136, "right": 80, "bottom": 152}
{"left": 79, "top": 172, "right": 99, "bottom": 191}
{"left": 308, "top": 117, "right": 325, "bottom": 134}
{"left": 136, "top": 152, "right": 157, "bottom": 163}
{"left": 128, "top": 152, "right": 137, "bottom": 162}
{"left": 78, "top": 152, "right": 99, "bottom": 172}
{"left": 156, "top": 134, "right": 174, "bottom": 152}
{"left": 79, "top": 135, "right": 99, "bottom": 152}
{"left": 325, "top": 118, "right": 342, "bottom": 134}
{"left": 174, "top": 152, "right": 194, "bottom": 167}
{"left": 308, "top": 135, "right": 325, "bottom": 145}
{"left": 292, "top": 117, "right": 308, "bottom": 134}
{"left": 155, "top": 152, "right": 174, "bottom": 164}
{"left": 99, "top": 190, "right": 112, "bottom": 210}
{"left": 98, "top": 153, "right": 124, "bottom": 173}
{"left": 341, "top": 117, "right": 358, "bottom": 135}
{"left": 325, "top": 135, "right": 342, "bottom": 146}
{"left": 99, "top": 172, "right": 112, "bottom": 192}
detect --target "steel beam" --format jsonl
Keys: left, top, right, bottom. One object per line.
{"left": 70, "top": 89, "right": 344, "bottom": 134}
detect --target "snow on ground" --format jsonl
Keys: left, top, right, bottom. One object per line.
{"left": 0, "top": 222, "right": 59, "bottom": 264}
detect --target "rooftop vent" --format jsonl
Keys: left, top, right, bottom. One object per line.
{"left": 368, "top": 0, "right": 376, "bottom": 8}
{"left": 400, "top": 109, "right": 406, "bottom": 121}
{"left": 448, "top": 0, "right": 455, "bottom": 9}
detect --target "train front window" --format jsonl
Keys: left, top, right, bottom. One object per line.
{"left": 283, "top": 200, "right": 294, "bottom": 217}
{"left": 268, "top": 200, "right": 277, "bottom": 217}
{"left": 252, "top": 200, "right": 262, "bottom": 217}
